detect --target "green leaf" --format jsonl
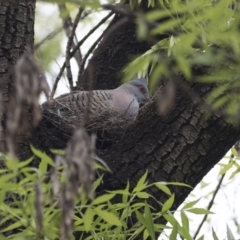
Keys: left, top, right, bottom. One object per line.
{"left": 181, "top": 211, "right": 189, "bottom": 232}
{"left": 92, "top": 174, "right": 103, "bottom": 191}
{"left": 146, "top": 9, "right": 170, "bottom": 21}
{"left": 50, "top": 149, "right": 65, "bottom": 155}
{"left": 176, "top": 56, "right": 191, "bottom": 78}
{"left": 74, "top": 216, "right": 84, "bottom": 226}
{"left": 136, "top": 210, "right": 146, "bottom": 225}
{"left": 182, "top": 198, "right": 201, "bottom": 210}
{"left": 197, "top": 235, "right": 204, "bottom": 240}
{"left": 0, "top": 221, "right": 23, "bottom": 233}
{"left": 84, "top": 207, "right": 95, "bottom": 232}
{"left": 231, "top": 147, "right": 238, "bottom": 157}
{"left": 120, "top": 206, "right": 130, "bottom": 221}
{"left": 0, "top": 234, "right": 7, "bottom": 240}
{"left": 219, "top": 161, "right": 234, "bottom": 175}
{"left": 167, "top": 182, "right": 192, "bottom": 188}
{"left": 44, "top": 202, "right": 60, "bottom": 222}
{"left": 5, "top": 157, "right": 18, "bottom": 171}
{"left": 169, "top": 221, "right": 178, "bottom": 240}
{"left": 143, "top": 229, "right": 149, "bottom": 240}
{"left": 136, "top": 18, "right": 148, "bottom": 40}
{"left": 163, "top": 213, "right": 177, "bottom": 227}
{"left": 212, "top": 228, "right": 219, "bottom": 240}
{"left": 94, "top": 209, "right": 122, "bottom": 226}
{"left": 129, "top": 225, "right": 145, "bottom": 240}
{"left": 162, "top": 194, "right": 175, "bottom": 212}
{"left": 144, "top": 203, "right": 155, "bottom": 240}
{"left": 229, "top": 168, "right": 240, "bottom": 180}
{"left": 151, "top": 19, "right": 181, "bottom": 35}
{"left": 136, "top": 192, "right": 150, "bottom": 199}
{"left": 132, "top": 202, "right": 146, "bottom": 209}
{"left": 108, "top": 189, "right": 130, "bottom": 196}
{"left": 92, "top": 193, "right": 115, "bottom": 205}
{"left": 186, "top": 208, "right": 213, "bottom": 215}
{"left": 17, "top": 157, "right": 34, "bottom": 169}
{"left": 31, "top": 145, "right": 54, "bottom": 168}
{"left": 154, "top": 182, "right": 172, "bottom": 195}
{"left": 133, "top": 171, "right": 148, "bottom": 193}
{"left": 94, "top": 156, "right": 112, "bottom": 172}
{"left": 0, "top": 173, "right": 17, "bottom": 186}
{"left": 180, "top": 224, "right": 192, "bottom": 240}
{"left": 226, "top": 225, "right": 235, "bottom": 240}
{"left": 122, "top": 181, "right": 130, "bottom": 204}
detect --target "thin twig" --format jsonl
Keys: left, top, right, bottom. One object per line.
{"left": 77, "top": 16, "right": 128, "bottom": 83}
{"left": 77, "top": 30, "right": 105, "bottom": 82}
{"left": 34, "top": 27, "right": 62, "bottom": 50}
{"left": 193, "top": 173, "right": 226, "bottom": 239}
{"left": 58, "top": 4, "right": 82, "bottom": 67}
{"left": 71, "top": 11, "right": 114, "bottom": 57}
{"left": 51, "top": 61, "right": 66, "bottom": 97}
{"left": 51, "top": 12, "right": 114, "bottom": 97}
{"left": 65, "top": 7, "right": 84, "bottom": 90}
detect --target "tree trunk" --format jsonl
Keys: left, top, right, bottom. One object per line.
{"left": 0, "top": 0, "right": 36, "bottom": 235}
{"left": 0, "top": 1, "right": 239, "bottom": 236}
{"left": 35, "top": 15, "right": 240, "bottom": 216}
{"left": 0, "top": 0, "right": 36, "bottom": 156}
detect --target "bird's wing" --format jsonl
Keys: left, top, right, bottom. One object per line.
{"left": 42, "top": 90, "right": 113, "bottom": 118}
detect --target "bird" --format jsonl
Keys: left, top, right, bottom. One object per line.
{"left": 42, "top": 77, "right": 149, "bottom": 123}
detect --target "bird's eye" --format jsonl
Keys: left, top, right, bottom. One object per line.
{"left": 139, "top": 86, "right": 145, "bottom": 93}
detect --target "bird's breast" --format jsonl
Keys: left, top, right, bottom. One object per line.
{"left": 112, "top": 91, "right": 139, "bottom": 121}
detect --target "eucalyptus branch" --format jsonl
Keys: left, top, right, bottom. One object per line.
{"left": 65, "top": 7, "right": 84, "bottom": 90}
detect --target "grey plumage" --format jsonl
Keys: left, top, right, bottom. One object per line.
{"left": 42, "top": 77, "right": 149, "bottom": 122}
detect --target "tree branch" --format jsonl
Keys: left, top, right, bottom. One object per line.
{"left": 64, "top": 7, "right": 84, "bottom": 90}
{"left": 51, "top": 11, "right": 113, "bottom": 97}
{"left": 77, "top": 17, "right": 127, "bottom": 84}
{"left": 193, "top": 173, "right": 226, "bottom": 239}
{"left": 58, "top": 4, "right": 82, "bottom": 67}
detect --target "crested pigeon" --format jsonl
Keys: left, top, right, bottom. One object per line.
{"left": 42, "top": 77, "right": 149, "bottom": 123}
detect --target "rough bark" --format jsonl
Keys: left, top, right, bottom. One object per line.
{"left": 0, "top": 0, "right": 36, "bottom": 235}
{"left": 34, "top": 16, "right": 240, "bottom": 217}
{"left": 0, "top": 0, "right": 36, "bottom": 155}
{"left": 0, "top": 1, "right": 240, "bottom": 237}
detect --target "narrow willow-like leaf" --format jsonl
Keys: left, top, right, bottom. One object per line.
{"left": 162, "top": 194, "right": 175, "bottom": 212}
{"left": 226, "top": 225, "right": 235, "bottom": 240}
{"left": 144, "top": 203, "right": 155, "bottom": 239}
{"left": 94, "top": 209, "right": 122, "bottom": 226}
{"left": 212, "top": 227, "right": 219, "bottom": 240}
{"left": 133, "top": 171, "right": 148, "bottom": 193}
{"left": 186, "top": 208, "right": 213, "bottom": 215}
{"left": 92, "top": 193, "right": 116, "bottom": 205}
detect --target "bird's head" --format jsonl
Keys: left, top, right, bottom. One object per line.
{"left": 122, "top": 77, "right": 150, "bottom": 105}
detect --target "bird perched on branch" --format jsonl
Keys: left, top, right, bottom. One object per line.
{"left": 42, "top": 77, "right": 149, "bottom": 123}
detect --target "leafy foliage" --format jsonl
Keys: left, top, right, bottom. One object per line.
{"left": 123, "top": 0, "right": 240, "bottom": 123}
{"left": 36, "top": 0, "right": 240, "bottom": 124}
{"left": 30, "top": 0, "right": 240, "bottom": 239}
{"left": 0, "top": 149, "right": 218, "bottom": 240}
